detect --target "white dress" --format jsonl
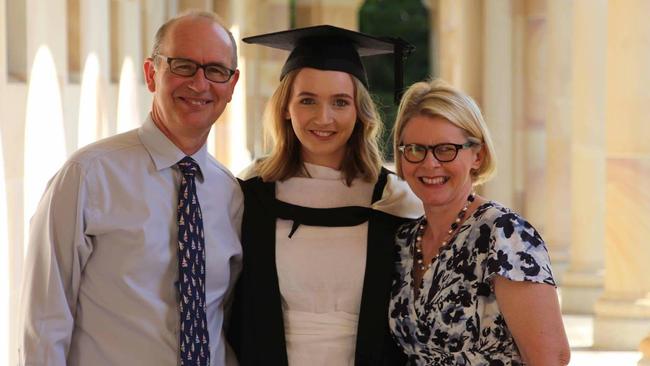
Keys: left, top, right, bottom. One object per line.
{"left": 275, "top": 163, "right": 374, "bottom": 366}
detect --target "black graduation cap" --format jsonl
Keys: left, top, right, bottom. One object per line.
{"left": 242, "top": 25, "right": 415, "bottom": 103}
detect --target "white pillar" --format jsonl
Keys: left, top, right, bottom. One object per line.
{"left": 520, "top": 0, "right": 547, "bottom": 234}
{"left": 0, "top": 0, "right": 6, "bottom": 81}
{"left": 112, "top": 0, "right": 143, "bottom": 134}
{"left": 79, "top": 0, "right": 110, "bottom": 81}
{"left": 543, "top": 0, "right": 573, "bottom": 281}
{"left": 593, "top": 0, "right": 650, "bottom": 350}
{"left": 510, "top": 0, "right": 526, "bottom": 213}
{"left": 0, "top": 128, "right": 9, "bottom": 366}
{"left": 77, "top": 0, "right": 110, "bottom": 136}
{"left": 111, "top": 0, "right": 142, "bottom": 82}
{"left": 481, "top": 0, "right": 514, "bottom": 209}
{"left": 0, "top": 4, "right": 14, "bottom": 365}
{"left": 210, "top": 0, "right": 252, "bottom": 173}
{"left": 178, "top": 0, "right": 212, "bottom": 11}
{"left": 238, "top": 0, "right": 291, "bottom": 159}
{"left": 435, "top": 0, "right": 483, "bottom": 102}
{"left": 560, "top": 0, "right": 606, "bottom": 316}
{"left": 26, "top": 0, "right": 67, "bottom": 80}
{"left": 6, "top": 0, "right": 26, "bottom": 80}
{"left": 142, "top": 0, "right": 169, "bottom": 58}
{"left": 0, "top": 4, "right": 26, "bottom": 366}
{"left": 294, "top": 0, "right": 364, "bottom": 29}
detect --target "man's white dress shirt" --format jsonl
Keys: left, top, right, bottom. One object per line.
{"left": 19, "top": 116, "right": 243, "bottom": 365}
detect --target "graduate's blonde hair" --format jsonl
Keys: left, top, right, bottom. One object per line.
{"left": 257, "top": 69, "right": 384, "bottom": 185}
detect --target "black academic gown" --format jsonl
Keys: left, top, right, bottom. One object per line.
{"left": 228, "top": 168, "right": 412, "bottom": 366}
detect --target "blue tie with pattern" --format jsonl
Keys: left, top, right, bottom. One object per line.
{"left": 177, "top": 157, "right": 210, "bottom": 366}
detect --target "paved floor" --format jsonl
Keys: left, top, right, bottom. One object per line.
{"left": 564, "top": 314, "right": 642, "bottom": 366}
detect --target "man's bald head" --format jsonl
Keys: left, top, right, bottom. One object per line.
{"left": 151, "top": 10, "right": 238, "bottom": 69}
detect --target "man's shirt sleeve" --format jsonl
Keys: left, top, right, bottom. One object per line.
{"left": 19, "top": 161, "right": 94, "bottom": 365}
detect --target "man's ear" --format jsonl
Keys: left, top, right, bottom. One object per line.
{"left": 144, "top": 58, "right": 157, "bottom": 92}
{"left": 225, "top": 69, "right": 240, "bottom": 103}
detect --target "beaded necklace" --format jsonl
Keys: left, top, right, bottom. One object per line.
{"left": 414, "top": 192, "right": 476, "bottom": 271}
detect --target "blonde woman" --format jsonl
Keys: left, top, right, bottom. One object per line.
{"left": 389, "top": 79, "right": 570, "bottom": 365}
{"left": 227, "top": 26, "right": 421, "bottom": 366}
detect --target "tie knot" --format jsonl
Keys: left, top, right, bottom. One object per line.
{"left": 177, "top": 156, "right": 201, "bottom": 177}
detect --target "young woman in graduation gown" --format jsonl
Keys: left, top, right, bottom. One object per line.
{"left": 227, "top": 25, "right": 422, "bottom": 366}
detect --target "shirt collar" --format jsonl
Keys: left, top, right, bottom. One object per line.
{"left": 138, "top": 114, "right": 210, "bottom": 180}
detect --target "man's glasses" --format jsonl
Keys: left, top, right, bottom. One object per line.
{"left": 398, "top": 142, "right": 478, "bottom": 163}
{"left": 155, "top": 54, "right": 235, "bottom": 83}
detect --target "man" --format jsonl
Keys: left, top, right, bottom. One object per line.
{"left": 19, "top": 10, "right": 242, "bottom": 366}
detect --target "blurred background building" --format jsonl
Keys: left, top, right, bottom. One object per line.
{"left": 1, "top": 0, "right": 649, "bottom": 365}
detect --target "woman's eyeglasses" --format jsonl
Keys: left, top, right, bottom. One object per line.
{"left": 398, "top": 142, "right": 478, "bottom": 163}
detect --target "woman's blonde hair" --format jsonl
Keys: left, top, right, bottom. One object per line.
{"left": 392, "top": 79, "right": 497, "bottom": 186}
{"left": 257, "top": 69, "right": 383, "bottom": 185}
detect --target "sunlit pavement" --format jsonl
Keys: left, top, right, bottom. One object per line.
{"left": 564, "top": 314, "right": 642, "bottom": 365}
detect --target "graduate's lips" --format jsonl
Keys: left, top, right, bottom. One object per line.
{"left": 309, "top": 130, "right": 336, "bottom": 138}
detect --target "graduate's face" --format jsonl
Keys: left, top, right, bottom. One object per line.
{"left": 286, "top": 68, "right": 357, "bottom": 170}
{"left": 144, "top": 17, "right": 239, "bottom": 144}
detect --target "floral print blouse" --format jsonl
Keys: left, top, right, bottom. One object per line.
{"left": 389, "top": 201, "right": 555, "bottom": 366}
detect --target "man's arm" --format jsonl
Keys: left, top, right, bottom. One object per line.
{"left": 19, "top": 161, "right": 94, "bottom": 365}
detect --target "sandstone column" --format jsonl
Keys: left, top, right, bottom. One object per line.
{"left": 79, "top": 0, "right": 110, "bottom": 81}
{"left": 560, "top": 0, "right": 606, "bottom": 315}
{"left": 593, "top": 0, "right": 650, "bottom": 350}
{"left": 207, "top": 0, "right": 252, "bottom": 174}
{"left": 0, "top": 4, "right": 17, "bottom": 365}
{"left": 26, "top": 0, "right": 67, "bottom": 79}
{"left": 294, "top": 0, "right": 364, "bottom": 30}
{"left": 434, "top": 0, "right": 482, "bottom": 102}
{"left": 75, "top": 0, "right": 112, "bottom": 137}
{"left": 112, "top": 0, "right": 144, "bottom": 135}
{"left": 111, "top": 0, "right": 142, "bottom": 83}
{"left": 239, "top": 0, "right": 291, "bottom": 160}
{"left": 209, "top": 0, "right": 291, "bottom": 171}
{"left": 481, "top": 0, "right": 514, "bottom": 209}
{"left": 543, "top": 0, "right": 573, "bottom": 281}
{"left": 178, "top": 0, "right": 212, "bottom": 11}
{"left": 520, "top": 0, "right": 547, "bottom": 234}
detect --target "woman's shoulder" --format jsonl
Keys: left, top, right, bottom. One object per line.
{"left": 475, "top": 201, "right": 555, "bottom": 285}
{"left": 474, "top": 201, "right": 528, "bottom": 227}
{"left": 474, "top": 201, "right": 543, "bottom": 246}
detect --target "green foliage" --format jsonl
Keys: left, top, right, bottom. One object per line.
{"left": 359, "top": 0, "right": 430, "bottom": 160}
{"left": 290, "top": 0, "right": 297, "bottom": 28}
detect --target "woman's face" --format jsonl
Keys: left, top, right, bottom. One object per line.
{"left": 286, "top": 67, "right": 357, "bottom": 169}
{"left": 399, "top": 114, "right": 483, "bottom": 209}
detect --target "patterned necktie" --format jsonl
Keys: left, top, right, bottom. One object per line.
{"left": 177, "top": 156, "right": 210, "bottom": 366}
